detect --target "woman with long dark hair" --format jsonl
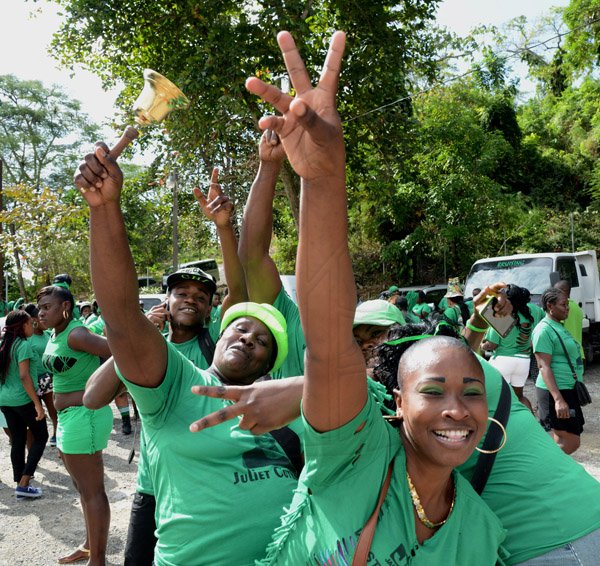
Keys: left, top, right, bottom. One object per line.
{"left": 23, "top": 303, "right": 58, "bottom": 445}
{"left": 0, "top": 310, "right": 48, "bottom": 498}
{"left": 481, "top": 284, "right": 537, "bottom": 411}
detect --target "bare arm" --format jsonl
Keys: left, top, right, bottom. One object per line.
{"left": 74, "top": 143, "right": 167, "bottom": 387}
{"left": 194, "top": 167, "right": 247, "bottom": 314}
{"left": 238, "top": 130, "right": 285, "bottom": 304}
{"left": 83, "top": 358, "right": 126, "bottom": 410}
{"left": 535, "top": 352, "right": 570, "bottom": 419}
{"left": 18, "top": 359, "right": 44, "bottom": 420}
{"left": 67, "top": 326, "right": 112, "bottom": 359}
{"left": 246, "top": 31, "right": 365, "bottom": 432}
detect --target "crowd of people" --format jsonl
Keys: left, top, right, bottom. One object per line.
{"left": 1, "top": 28, "right": 600, "bottom": 566}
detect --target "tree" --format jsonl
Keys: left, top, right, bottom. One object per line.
{"left": 48, "top": 0, "right": 448, "bottom": 229}
{"left": 0, "top": 74, "right": 100, "bottom": 297}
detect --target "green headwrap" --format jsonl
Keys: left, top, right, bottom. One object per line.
{"left": 220, "top": 302, "right": 288, "bottom": 373}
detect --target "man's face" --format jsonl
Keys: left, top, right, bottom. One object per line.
{"left": 212, "top": 294, "right": 221, "bottom": 307}
{"left": 167, "top": 281, "right": 212, "bottom": 329}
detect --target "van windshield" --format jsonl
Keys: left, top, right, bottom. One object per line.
{"left": 465, "top": 257, "right": 553, "bottom": 296}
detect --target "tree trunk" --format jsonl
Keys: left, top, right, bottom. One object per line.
{"left": 279, "top": 161, "right": 300, "bottom": 231}
{"left": 8, "top": 223, "right": 26, "bottom": 300}
{"left": 0, "top": 160, "right": 4, "bottom": 303}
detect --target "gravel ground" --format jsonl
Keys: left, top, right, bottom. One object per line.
{"left": 1, "top": 367, "right": 599, "bottom": 565}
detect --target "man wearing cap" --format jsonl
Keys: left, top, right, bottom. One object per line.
{"left": 353, "top": 299, "right": 405, "bottom": 376}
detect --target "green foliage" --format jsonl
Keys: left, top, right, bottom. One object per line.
{"left": 0, "top": 74, "right": 99, "bottom": 189}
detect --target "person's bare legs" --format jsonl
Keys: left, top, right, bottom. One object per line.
{"left": 552, "top": 429, "right": 580, "bottom": 454}
{"left": 61, "top": 451, "right": 109, "bottom": 565}
{"left": 512, "top": 386, "right": 533, "bottom": 412}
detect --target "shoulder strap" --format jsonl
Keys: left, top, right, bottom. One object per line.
{"left": 351, "top": 459, "right": 394, "bottom": 566}
{"left": 269, "top": 426, "right": 303, "bottom": 477}
{"left": 470, "top": 377, "right": 511, "bottom": 495}
{"left": 197, "top": 327, "right": 216, "bottom": 366}
{"left": 543, "top": 322, "right": 578, "bottom": 381}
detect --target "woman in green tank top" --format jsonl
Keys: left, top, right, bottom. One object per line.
{"left": 37, "top": 285, "right": 113, "bottom": 566}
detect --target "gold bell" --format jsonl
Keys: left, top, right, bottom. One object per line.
{"left": 109, "top": 69, "right": 190, "bottom": 158}
{"left": 133, "top": 69, "right": 190, "bottom": 126}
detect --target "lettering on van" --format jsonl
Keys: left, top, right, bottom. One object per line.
{"left": 496, "top": 260, "right": 526, "bottom": 268}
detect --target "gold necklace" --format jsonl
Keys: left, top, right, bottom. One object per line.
{"left": 406, "top": 471, "right": 456, "bottom": 529}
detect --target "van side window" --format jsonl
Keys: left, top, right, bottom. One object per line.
{"left": 557, "top": 258, "right": 579, "bottom": 287}
{"left": 579, "top": 264, "right": 588, "bottom": 277}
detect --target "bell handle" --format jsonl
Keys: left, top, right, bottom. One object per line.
{"left": 109, "top": 126, "right": 140, "bottom": 158}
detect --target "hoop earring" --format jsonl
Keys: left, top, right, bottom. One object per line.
{"left": 475, "top": 416, "right": 508, "bottom": 454}
{"left": 63, "top": 309, "right": 69, "bottom": 320}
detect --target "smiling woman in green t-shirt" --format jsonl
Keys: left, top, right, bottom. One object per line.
{"left": 247, "top": 31, "right": 505, "bottom": 565}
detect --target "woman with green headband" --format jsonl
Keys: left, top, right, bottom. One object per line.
{"left": 76, "top": 139, "right": 304, "bottom": 564}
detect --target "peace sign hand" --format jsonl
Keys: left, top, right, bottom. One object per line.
{"left": 193, "top": 167, "right": 234, "bottom": 228}
{"left": 189, "top": 377, "right": 303, "bottom": 435}
{"left": 245, "top": 31, "right": 346, "bottom": 182}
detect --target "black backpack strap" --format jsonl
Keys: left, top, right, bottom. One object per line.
{"left": 197, "top": 327, "right": 216, "bottom": 366}
{"left": 269, "top": 426, "right": 304, "bottom": 477}
{"left": 470, "top": 377, "right": 511, "bottom": 495}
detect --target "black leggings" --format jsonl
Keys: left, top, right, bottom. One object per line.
{"left": 124, "top": 491, "right": 157, "bottom": 565}
{"left": 1, "top": 402, "right": 48, "bottom": 482}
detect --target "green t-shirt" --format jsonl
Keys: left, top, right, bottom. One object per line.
{"left": 532, "top": 317, "right": 583, "bottom": 389}
{"left": 0, "top": 338, "right": 35, "bottom": 407}
{"left": 116, "top": 342, "right": 301, "bottom": 566}
{"left": 259, "top": 396, "right": 506, "bottom": 566}
{"left": 485, "top": 312, "right": 535, "bottom": 359}
{"left": 85, "top": 314, "right": 105, "bottom": 336}
{"left": 564, "top": 298, "right": 585, "bottom": 359}
{"left": 28, "top": 331, "right": 50, "bottom": 379}
{"left": 411, "top": 302, "right": 431, "bottom": 320}
{"left": 459, "top": 357, "right": 600, "bottom": 564}
{"left": 272, "top": 288, "right": 306, "bottom": 379}
{"left": 42, "top": 319, "right": 101, "bottom": 393}
{"left": 528, "top": 302, "right": 545, "bottom": 326}
{"left": 135, "top": 336, "right": 211, "bottom": 495}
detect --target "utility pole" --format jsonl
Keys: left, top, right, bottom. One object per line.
{"left": 167, "top": 170, "right": 179, "bottom": 270}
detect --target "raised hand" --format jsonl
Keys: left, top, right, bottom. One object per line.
{"left": 193, "top": 167, "right": 234, "bottom": 229}
{"left": 74, "top": 142, "right": 124, "bottom": 208}
{"left": 258, "top": 129, "right": 286, "bottom": 163}
{"left": 245, "top": 31, "right": 346, "bottom": 182}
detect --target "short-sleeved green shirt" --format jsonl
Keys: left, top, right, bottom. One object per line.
{"left": 42, "top": 320, "right": 101, "bottom": 393}
{"left": 135, "top": 336, "right": 211, "bottom": 495}
{"left": 28, "top": 331, "right": 50, "bottom": 379}
{"left": 459, "top": 357, "right": 600, "bottom": 564}
{"left": 485, "top": 312, "right": 536, "bottom": 359}
{"left": 532, "top": 317, "right": 583, "bottom": 389}
{"left": 412, "top": 302, "right": 431, "bottom": 320}
{"left": 116, "top": 342, "right": 301, "bottom": 566}
{"left": 0, "top": 339, "right": 35, "bottom": 407}
{"left": 259, "top": 396, "right": 507, "bottom": 565}
{"left": 272, "top": 287, "right": 306, "bottom": 379}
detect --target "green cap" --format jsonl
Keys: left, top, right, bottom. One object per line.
{"left": 220, "top": 302, "right": 288, "bottom": 373}
{"left": 353, "top": 300, "right": 405, "bottom": 327}
{"left": 388, "top": 285, "right": 399, "bottom": 293}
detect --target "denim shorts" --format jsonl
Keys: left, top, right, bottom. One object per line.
{"left": 515, "top": 528, "right": 600, "bottom": 565}
{"left": 57, "top": 404, "right": 113, "bottom": 454}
